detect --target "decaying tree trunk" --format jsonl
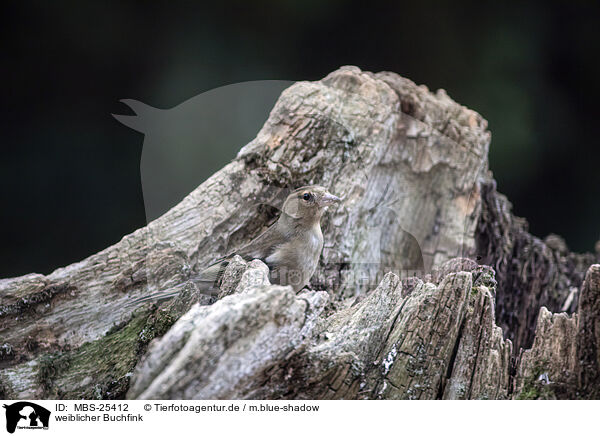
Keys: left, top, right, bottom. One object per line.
{"left": 1, "top": 66, "right": 598, "bottom": 400}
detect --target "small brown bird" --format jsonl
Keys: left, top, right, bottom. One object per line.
{"left": 200, "top": 185, "right": 341, "bottom": 293}
{"left": 128, "top": 186, "right": 340, "bottom": 306}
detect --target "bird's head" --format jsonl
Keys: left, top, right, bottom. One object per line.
{"left": 282, "top": 185, "right": 341, "bottom": 222}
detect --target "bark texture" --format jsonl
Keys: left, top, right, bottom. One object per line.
{"left": 1, "top": 66, "right": 598, "bottom": 400}
{"left": 476, "top": 181, "right": 597, "bottom": 352}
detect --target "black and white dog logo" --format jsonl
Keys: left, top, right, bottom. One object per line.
{"left": 3, "top": 402, "right": 50, "bottom": 433}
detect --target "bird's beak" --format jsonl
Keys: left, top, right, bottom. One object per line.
{"left": 320, "top": 192, "right": 342, "bottom": 206}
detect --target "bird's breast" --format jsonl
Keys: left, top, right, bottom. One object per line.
{"left": 260, "top": 220, "right": 324, "bottom": 292}
{"left": 265, "top": 225, "right": 323, "bottom": 281}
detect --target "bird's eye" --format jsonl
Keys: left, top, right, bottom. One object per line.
{"left": 302, "top": 193, "right": 311, "bottom": 201}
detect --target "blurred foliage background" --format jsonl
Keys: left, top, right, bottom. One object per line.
{"left": 1, "top": 1, "right": 599, "bottom": 277}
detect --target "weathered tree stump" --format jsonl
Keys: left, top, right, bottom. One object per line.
{"left": 1, "top": 66, "right": 598, "bottom": 399}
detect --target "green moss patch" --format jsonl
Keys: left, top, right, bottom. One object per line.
{"left": 35, "top": 309, "right": 153, "bottom": 399}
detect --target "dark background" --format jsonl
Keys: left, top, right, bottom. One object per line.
{"left": 2, "top": 1, "right": 599, "bottom": 278}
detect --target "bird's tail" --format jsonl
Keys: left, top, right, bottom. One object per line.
{"left": 125, "top": 288, "right": 185, "bottom": 307}
{"left": 124, "top": 259, "right": 228, "bottom": 307}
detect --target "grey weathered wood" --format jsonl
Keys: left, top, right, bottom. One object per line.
{"left": 129, "top": 279, "right": 328, "bottom": 399}
{"left": 476, "top": 182, "right": 597, "bottom": 352}
{"left": 1, "top": 66, "right": 598, "bottom": 400}
{"left": 512, "top": 265, "right": 600, "bottom": 399}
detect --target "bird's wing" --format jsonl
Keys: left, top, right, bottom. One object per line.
{"left": 193, "top": 225, "right": 283, "bottom": 291}
{"left": 234, "top": 223, "right": 287, "bottom": 264}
